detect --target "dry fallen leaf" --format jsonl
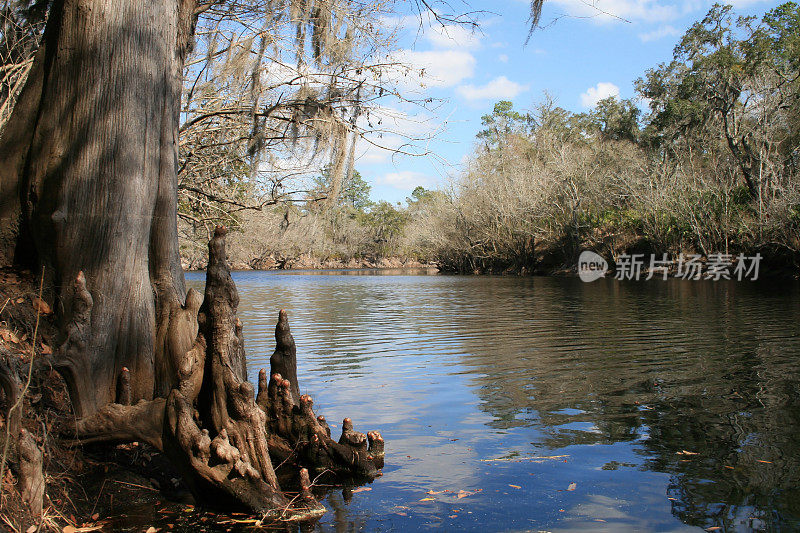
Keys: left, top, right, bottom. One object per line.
{"left": 27, "top": 526, "right": 37, "bottom": 533}
{"left": 146, "top": 527, "right": 158, "bottom": 533}
{"left": 33, "top": 297, "right": 52, "bottom": 315}
{"left": 0, "top": 328, "right": 20, "bottom": 344}
{"left": 62, "top": 527, "right": 77, "bottom": 533}
{"left": 351, "top": 487, "right": 372, "bottom": 494}
{"left": 41, "top": 342, "right": 52, "bottom": 355}
{"left": 419, "top": 497, "right": 435, "bottom": 502}
{"left": 567, "top": 482, "right": 577, "bottom": 491}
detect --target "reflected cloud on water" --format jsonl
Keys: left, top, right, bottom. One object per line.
{"left": 186, "top": 271, "right": 800, "bottom": 531}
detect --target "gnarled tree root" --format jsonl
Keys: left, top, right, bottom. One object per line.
{"left": 19, "top": 428, "right": 44, "bottom": 516}
{"left": 259, "top": 310, "right": 384, "bottom": 481}
{"left": 66, "top": 227, "right": 382, "bottom": 521}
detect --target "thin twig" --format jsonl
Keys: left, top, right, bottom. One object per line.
{"left": 0, "top": 511, "right": 19, "bottom": 532}
{"left": 108, "top": 480, "right": 158, "bottom": 492}
{"left": 89, "top": 478, "right": 106, "bottom": 518}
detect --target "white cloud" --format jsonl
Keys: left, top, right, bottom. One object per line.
{"left": 378, "top": 170, "right": 433, "bottom": 190}
{"left": 426, "top": 24, "right": 482, "bottom": 50}
{"left": 361, "top": 106, "right": 438, "bottom": 136}
{"left": 355, "top": 106, "right": 441, "bottom": 165}
{"left": 498, "top": 54, "right": 509, "bottom": 63}
{"left": 550, "top": 0, "right": 680, "bottom": 24}
{"left": 580, "top": 82, "right": 620, "bottom": 107}
{"left": 377, "top": 12, "right": 482, "bottom": 91}
{"left": 456, "top": 76, "right": 530, "bottom": 101}
{"left": 379, "top": 13, "right": 482, "bottom": 50}
{"left": 638, "top": 25, "right": 681, "bottom": 42}
{"left": 356, "top": 135, "right": 407, "bottom": 165}
{"left": 388, "top": 49, "right": 476, "bottom": 88}
{"left": 378, "top": 14, "right": 419, "bottom": 29}
{"left": 723, "top": 0, "right": 772, "bottom": 6}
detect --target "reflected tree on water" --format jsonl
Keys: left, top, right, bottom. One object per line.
{"left": 449, "top": 279, "right": 800, "bottom": 529}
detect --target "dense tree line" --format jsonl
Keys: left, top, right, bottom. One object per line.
{"left": 182, "top": 168, "right": 427, "bottom": 269}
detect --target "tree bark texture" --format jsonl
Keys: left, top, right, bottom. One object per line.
{"left": 18, "top": 428, "right": 45, "bottom": 516}
{"left": 0, "top": 0, "right": 195, "bottom": 416}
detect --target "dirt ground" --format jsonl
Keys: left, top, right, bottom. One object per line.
{"left": 0, "top": 268, "right": 192, "bottom": 532}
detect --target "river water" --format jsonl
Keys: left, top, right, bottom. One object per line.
{"left": 185, "top": 270, "right": 800, "bottom": 532}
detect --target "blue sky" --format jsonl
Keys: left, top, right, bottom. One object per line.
{"left": 355, "top": 0, "right": 786, "bottom": 204}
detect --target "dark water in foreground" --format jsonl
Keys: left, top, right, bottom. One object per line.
{"left": 184, "top": 270, "right": 800, "bottom": 532}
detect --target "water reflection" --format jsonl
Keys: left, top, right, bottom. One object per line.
{"left": 186, "top": 271, "right": 800, "bottom": 531}
{"left": 448, "top": 278, "right": 800, "bottom": 531}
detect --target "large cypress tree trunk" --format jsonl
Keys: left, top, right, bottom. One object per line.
{"left": 0, "top": 0, "right": 192, "bottom": 415}
{"left": 0, "top": 0, "right": 383, "bottom": 518}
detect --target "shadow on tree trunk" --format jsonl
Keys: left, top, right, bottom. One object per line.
{"left": 73, "top": 227, "right": 383, "bottom": 521}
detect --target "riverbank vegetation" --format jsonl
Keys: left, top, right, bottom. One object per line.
{"left": 0, "top": 0, "right": 437, "bottom": 528}
{"left": 180, "top": 170, "right": 429, "bottom": 270}
{"left": 406, "top": 3, "right": 800, "bottom": 274}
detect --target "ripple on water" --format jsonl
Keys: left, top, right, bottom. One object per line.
{"left": 183, "top": 271, "right": 800, "bottom": 532}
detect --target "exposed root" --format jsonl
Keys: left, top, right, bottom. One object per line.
{"left": 18, "top": 428, "right": 44, "bottom": 516}
{"left": 54, "top": 271, "right": 94, "bottom": 418}
{"left": 73, "top": 398, "right": 166, "bottom": 448}
{"left": 116, "top": 367, "right": 131, "bottom": 406}
{"left": 270, "top": 310, "right": 299, "bottom": 403}
{"left": 259, "top": 312, "right": 384, "bottom": 480}
{"left": 63, "top": 226, "right": 382, "bottom": 521}
{"left": 0, "top": 357, "right": 21, "bottom": 435}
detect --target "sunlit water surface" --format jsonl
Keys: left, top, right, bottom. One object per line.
{"left": 185, "top": 270, "right": 800, "bottom": 532}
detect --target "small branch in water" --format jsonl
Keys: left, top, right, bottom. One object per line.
{"left": 480, "top": 454, "right": 570, "bottom": 463}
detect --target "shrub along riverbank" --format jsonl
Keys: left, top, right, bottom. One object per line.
{"left": 179, "top": 180, "right": 437, "bottom": 271}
